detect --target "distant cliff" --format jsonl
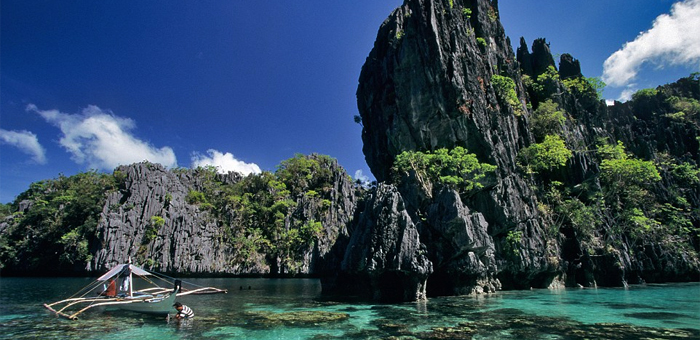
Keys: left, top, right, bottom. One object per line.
{"left": 0, "top": 155, "right": 362, "bottom": 277}
{"left": 1, "top": 0, "right": 698, "bottom": 303}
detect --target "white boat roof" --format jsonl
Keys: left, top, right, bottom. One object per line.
{"left": 97, "top": 264, "right": 152, "bottom": 281}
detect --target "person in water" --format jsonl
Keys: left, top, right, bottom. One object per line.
{"left": 172, "top": 302, "right": 194, "bottom": 319}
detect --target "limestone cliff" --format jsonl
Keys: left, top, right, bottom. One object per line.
{"left": 0, "top": 156, "right": 362, "bottom": 277}
{"left": 341, "top": 0, "right": 558, "bottom": 300}
{"left": 325, "top": 184, "right": 433, "bottom": 301}
{"left": 91, "top": 158, "right": 361, "bottom": 276}
{"left": 326, "top": 0, "right": 699, "bottom": 300}
{"left": 92, "top": 163, "right": 246, "bottom": 274}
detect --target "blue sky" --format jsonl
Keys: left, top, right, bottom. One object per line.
{"left": 2, "top": 1, "right": 699, "bottom": 204}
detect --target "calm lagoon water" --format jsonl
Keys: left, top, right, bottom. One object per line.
{"left": 1, "top": 277, "right": 698, "bottom": 339}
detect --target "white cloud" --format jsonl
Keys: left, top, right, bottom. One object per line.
{"left": 0, "top": 128, "right": 47, "bottom": 164}
{"left": 191, "top": 149, "right": 261, "bottom": 175}
{"left": 618, "top": 86, "right": 639, "bottom": 102}
{"left": 27, "top": 104, "right": 177, "bottom": 170}
{"left": 354, "top": 169, "right": 371, "bottom": 186}
{"left": 602, "top": 0, "right": 700, "bottom": 87}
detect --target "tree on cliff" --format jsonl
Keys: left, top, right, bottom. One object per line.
{"left": 183, "top": 153, "right": 351, "bottom": 275}
{"left": 391, "top": 146, "right": 496, "bottom": 198}
{"left": 0, "top": 171, "right": 118, "bottom": 273}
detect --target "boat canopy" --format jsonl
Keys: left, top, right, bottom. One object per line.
{"left": 97, "top": 264, "right": 151, "bottom": 281}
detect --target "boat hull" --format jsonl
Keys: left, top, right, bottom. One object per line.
{"left": 110, "top": 293, "right": 177, "bottom": 316}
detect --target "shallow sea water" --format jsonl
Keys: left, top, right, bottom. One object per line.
{"left": 0, "top": 277, "right": 698, "bottom": 339}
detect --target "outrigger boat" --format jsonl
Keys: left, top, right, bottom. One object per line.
{"left": 44, "top": 263, "right": 226, "bottom": 320}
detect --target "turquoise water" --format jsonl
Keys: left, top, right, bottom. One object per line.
{"left": 0, "top": 277, "right": 698, "bottom": 339}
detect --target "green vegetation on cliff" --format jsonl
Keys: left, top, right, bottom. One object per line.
{"left": 391, "top": 146, "right": 496, "bottom": 196}
{"left": 530, "top": 99, "right": 566, "bottom": 140}
{"left": 491, "top": 74, "right": 523, "bottom": 115}
{"left": 562, "top": 76, "right": 605, "bottom": 100}
{"left": 0, "top": 153, "right": 356, "bottom": 275}
{"left": 519, "top": 135, "right": 572, "bottom": 174}
{"left": 0, "top": 171, "right": 118, "bottom": 272}
{"left": 525, "top": 70, "right": 700, "bottom": 279}
{"left": 540, "top": 137, "right": 697, "bottom": 249}
{"left": 176, "top": 153, "right": 345, "bottom": 274}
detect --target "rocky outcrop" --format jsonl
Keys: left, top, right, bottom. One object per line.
{"left": 517, "top": 36, "right": 700, "bottom": 288}
{"left": 422, "top": 187, "right": 501, "bottom": 295}
{"left": 519, "top": 38, "right": 556, "bottom": 77}
{"left": 516, "top": 37, "right": 533, "bottom": 77}
{"left": 558, "top": 53, "right": 582, "bottom": 79}
{"left": 357, "top": 0, "right": 527, "bottom": 183}
{"left": 326, "top": 184, "right": 432, "bottom": 301}
{"left": 518, "top": 40, "right": 700, "bottom": 288}
{"left": 334, "top": 0, "right": 699, "bottom": 300}
{"left": 91, "top": 163, "right": 242, "bottom": 274}
{"left": 0, "top": 154, "right": 362, "bottom": 277}
{"left": 339, "top": 0, "right": 560, "bottom": 300}
{"left": 91, "top": 158, "right": 360, "bottom": 276}
{"left": 287, "top": 155, "right": 362, "bottom": 275}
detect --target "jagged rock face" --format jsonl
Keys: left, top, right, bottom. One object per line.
{"left": 558, "top": 53, "right": 582, "bottom": 79}
{"left": 329, "top": 184, "right": 432, "bottom": 301}
{"left": 289, "top": 156, "right": 362, "bottom": 275}
{"left": 91, "top": 160, "right": 360, "bottom": 276}
{"left": 581, "top": 80, "right": 700, "bottom": 286}
{"left": 516, "top": 37, "right": 533, "bottom": 77}
{"left": 358, "top": 0, "right": 526, "bottom": 183}
{"left": 516, "top": 40, "right": 700, "bottom": 287}
{"left": 602, "top": 79, "right": 700, "bottom": 160}
{"left": 349, "top": 0, "right": 699, "bottom": 300}
{"left": 349, "top": 0, "right": 559, "bottom": 300}
{"left": 526, "top": 38, "right": 556, "bottom": 77}
{"left": 423, "top": 187, "right": 501, "bottom": 295}
{"left": 92, "top": 163, "right": 250, "bottom": 274}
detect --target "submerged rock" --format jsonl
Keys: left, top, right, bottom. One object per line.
{"left": 243, "top": 310, "right": 350, "bottom": 328}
